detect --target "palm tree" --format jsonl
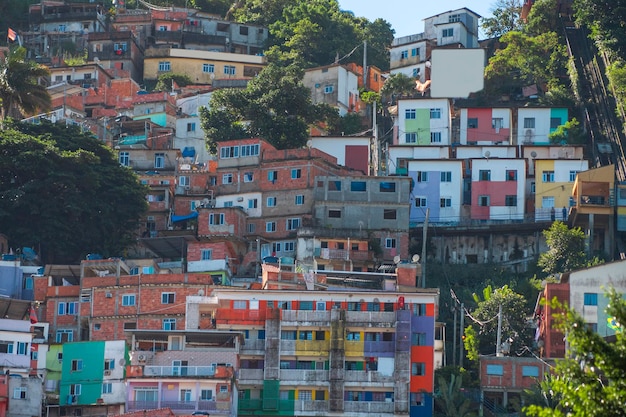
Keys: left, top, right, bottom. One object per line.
{"left": 0, "top": 46, "right": 51, "bottom": 122}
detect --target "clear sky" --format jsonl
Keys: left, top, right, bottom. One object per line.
{"left": 338, "top": 0, "right": 496, "bottom": 39}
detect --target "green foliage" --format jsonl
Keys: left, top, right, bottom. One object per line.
{"left": 63, "top": 49, "right": 88, "bottom": 67}
{"left": 381, "top": 73, "right": 417, "bottom": 101}
{"left": 537, "top": 221, "right": 587, "bottom": 275}
{"left": 574, "top": 0, "right": 626, "bottom": 57}
{"left": 481, "top": 0, "right": 524, "bottom": 39}
{"left": 548, "top": 118, "right": 585, "bottom": 144}
{"left": 0, "top": 46, "right": 51, "bottom": 120}
{"left": 199, "top": 63, "right": 337, "bottom": 151}
{"left": 606, "top": 59, "right": 626, "bottom": 105}
{"left": 463, "top": 326, "right": 480, "bottom": 362}
{"left": 524, "top": 289, "right": 626, "bottom": 417}
{"left": 154, "top": 73, "right": 193, "bottom": 92}
{"left": 326, "top": 112, "right": 364, "bottom": 136}
{"left": 434, "top": 373, "right": 477, "bottom": 417}
{"left": 524, "top": 0, "right": 561, "bottom": 37}
{"left": 0, "top": 121, "right": 148, "bottom": 263}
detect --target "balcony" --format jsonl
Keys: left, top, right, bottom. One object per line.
{"left": 127, "top": 400, "right": 228, "bottom": 414}
{"left": 345, "top": 311, "right": 396, "bottom": 327}
{"left": 187, "top": 259, "right": 229, "bottom": 273}
{"left": 280, "top": 369, "right": 329, "bottom": 384}
{"left": 143, "top": 365, "right": 217, "bottom": 377}
{"left": 344, "top": 370, "right": 395, "bottom": 384}
{"left": 240, "top": 339, "right": 265, "bottom": 354}
{"left": 344, "top": 401, "right": 394, "bottom": 413}
{"left": 281, "top": 310, "right": 331, "bottom": 326}
{"left": 280, "top": 340, "right": 330, "bottom": 355}
{"left": 238, "top": 368, "right": 264, "bottom": 383}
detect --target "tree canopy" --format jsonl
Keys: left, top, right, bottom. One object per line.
{"left": 537, "top": 221, "right": 588, "bottom": 275}
{"left": 199, "top": 63, "right": 337, "bottom": 152}
{"left": 524, "top": 289, "right": 626, "bottom": 417}
{"left": 0, "top": 121, "right": 148, "bottom": 263}
{"left": 481, "top": 0, "right": 524, "bottom": 39}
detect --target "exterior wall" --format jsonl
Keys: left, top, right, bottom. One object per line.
{"left": 538, "top": 283, "right": 569, "bottom": 358}
{"left": 407, "top": 160, "right": 464, "bottom": 224}
{"left": 310, "top": 136, "right": 371, "bottom": 175}
{"left": 388, "top": 146, "right": 451, "bottom": 175}
{"left": 396, "top": 99, "right": 451, "bottom": 146}
{"left": 143, "top": 49, "right": 266, "bottom": 83}
{"left": 517, "top": 108, "right": 567, "bottom": 145}
{"left": 522, "top": 145, "right": 585, "bottom": 175}
{"left": 0, "top": 320, "right": 33, "bottom": 372}
{"left": 459, "top": 108, "right": 512, "bottom": 145}
{"left": 303, "top": 65, "right": 361, "bottom": 116}
{"left": 423, "top": 8, "right": 480, "bottom": 48}
{"left": 534, "top": 159, "right": 589, "bottom": 221}
{"left": 470, "top": 159, "right": 526, "bottom": 221}
{"left": 7, "top": 375, "right": 43, "bottom": 417}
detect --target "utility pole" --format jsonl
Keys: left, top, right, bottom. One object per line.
{"left": 496, "top": 303, "right": 503, "bottom": 357}
{"left": 421, "top": 208, "right": 429, "bottom": 288}
{"left": 459, "top": 302, "right": 464, "bottom": 368}
{"left": 362, "top": 40, "right": 367, "bottom": 86}
{"left": 452, "top": 306, "right": 457, "bottom": 366}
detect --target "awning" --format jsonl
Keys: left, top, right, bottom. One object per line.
{"left": 171, "top": 211, "right": 198, "bottom": 223}
{"left": 182, "top": 146, "right": 196, "bottom": 158}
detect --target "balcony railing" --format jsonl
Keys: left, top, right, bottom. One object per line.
{"left": 344, "top": 400, "right": 395, "bottom": 413}
{"left": 345, "top": 311, "right": 396, "bottom": 325}
{"left": 240, "top": 339, "right": 265, "bottom": 352}
{"left": 238, "top": 368, "right": 264, "bottom": 382}
{"left": 344, "top": 370, "right": 395, "bottom": 384}
{"left": 127, "top": 400, "right": 228, "bottom": 414}
{"left": 280, "top": 369, "right": 329, "bottom": 383}
{"left": 143, "top": 365, "right": 217, "bottom": 377}
{"left": 281, "top": 310, "right": 331, "bottom": 324}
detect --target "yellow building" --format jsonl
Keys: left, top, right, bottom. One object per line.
{"left": 144, "top": 48, "right": 266, "bottom": 84}
{"left": 534, "top": 159, "right": 589, "bottom": 221}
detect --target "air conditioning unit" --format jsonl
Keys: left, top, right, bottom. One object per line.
{"left": 104, "top": 370, "right": 111, "bottom": 376}
{"left": 137, "top": 354, "right": 147, "bottom": 362}
{"left": 185, "top": 185, "right": 191, "bottom": 190}
{"left": 105, "top": 293, "right": 112, "bottom": 298}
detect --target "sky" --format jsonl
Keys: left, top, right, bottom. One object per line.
{"left": 338, "top": 0, "right": 496, "bottom": 39}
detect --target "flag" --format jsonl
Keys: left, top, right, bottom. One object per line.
{"left": 7, "top": 28, "right": 17, "bottom": 42}
{"left": 29, "top": 306, "right": 38, "bottom": 324}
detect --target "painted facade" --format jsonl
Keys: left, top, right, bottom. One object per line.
{"left": 303, "top": 65, "right": 361, "bottom": 116}
{"left": 533, "top": 159, "right": 589, "bottom": 221}
{"left": 395, "top": 99, "right": 452, "bottom": 146}
{"left": 517, "top": 108, "right": 568, "bottom": 145}
{"left": 470, "top": 159, "right": 526, "bottom": 221}
{"left": 459, "top": 108, "right": 513, "bottom": 145}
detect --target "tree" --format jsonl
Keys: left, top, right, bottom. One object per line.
{"left": 537, "top": 221, "right": 588, "bottom": 275}
{"left": 200, "top": 63, "right": 337, "bottom": 151}
{"left": 481, "top": 0, "right": 524, "bottom": 39}
{"left": 574, "top": 0, "right": 626, "bottom": 57}
{"left": 463, "top": 285, "right": 532, "bottom": 359}
{"left": 434, "top": 373, "right": 477, "bottom": 417}
{"left": 0, "top": 46, "right": 51, "bottom": 121}
{"left": 381, "top": 73, "right": 418, "bottom": 103}
{"left": 524, "top": 289, "right": 626, "bottom": 417}
{"left": 154, "top": 73, "right": 193, "bottom": 92}
{"left": 548, "top": 118, "right": 585, "bottom": 145}
{"left": 0, "top": 121, "right": 148, "bottom": 263}
{"left": 524, "top": 0, "right": 561, "bottom": 37}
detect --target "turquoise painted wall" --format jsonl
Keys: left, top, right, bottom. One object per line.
{"left": 549, "top": 108, "right": 568, "bottom": 133}
{"left": 60, "top": 341, "right": 105, "bottom": 405}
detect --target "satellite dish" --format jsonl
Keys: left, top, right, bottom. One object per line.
{"left": 198, "top": 289, "right": 205, "bottom": 296}
{"left": 484, "top": 151, "right": 491, "bottom": 158}
{"left": 393, "top": 255, "right": 401, "bottom": 264}
{"left": 306, "top": 140, "right": 312, "bottom": 148}
{"left": 531, "top": 151, "right": 537, "bottom": 158}
{"left": 411, "top": 254, "right": 420, "bottom": 263}
{"left": 119, "top": 358, "right": 126, "bottom": 366}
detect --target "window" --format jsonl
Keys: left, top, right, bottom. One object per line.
{"left": 505, "top": 195, "right": 517, "bottom": 206}
{"left": 104, "top": 359, "right": 115, "bottom": 370}
{"left": 441, "top": 171, "right": 452, "bottom": 182}
{"left": 158, "top": 61, "right": 171, "bottom": 72}
{"left": 531, "top": 182, "right": 536, "bottom": 193}
{"left": 180, "top": 389, "right": 192, "bottom": 402}
{"left": 492, "top": 118, "right": 504, "bottom": 129}
{"left": 158, "top": 25, "right": 168, "bottom": 31}
{"left": 154, "top": 153, "right": 165, "bottom": 169}
{"left": 222, "top": 173, "right": 233, "bottom": 184}
{"left": 405, "top": 109, "right": 416, "bottom": 119}
{"left": 411, "top": 362, "right": 426, "bottom": 376}
{"left": 71, "top": 359, "right": 83, "bottom": 371}
{"left": 201, "top": 389, "right": 213, "bottom": 400}
{"left": 542, "top": 196, "right": 555, "bottom": 208}
{"left": 479, "top": 170, "right": 491, "bottom": 181}
{"left": 440, "top": 197, "right": 451, "bottom": 208}
{"left": 102, "top": 383, "right": 112, "bottom": 394}
{"left": 220, "top": 385, "right": 228, "bottom": 393}
{"left": 449, "top": 13, "right": 461, "bottom": 22}
{"left": 328, "top": 209, "right": 342, "bottom": 218}
{"left": 324, "top": 84, "right": 334, "bottom": 94}
{"left": 15, "top": 342, "right": 27, "bottom": 355}
{"left": 122, "top": 294, "right": 136, "bottom": 306}
{"left": 524, "top": 117, "right": 536, "bottom": 129}
{"left": 119, "top": 152, "right": 129, "bottom": 166}
{"left": 412, "top": 67, "right": 419, "bottom": 77}
{"left": 383, "top": 209, "right": 397, "bottom": 220}
{"left": 202, "top": 63, "right": 215, "bottom": 73}
{"left": 401, "top": 50, "right": 408, "bottom": 59}
{"left": 179, "top": 176, "right": 190, "bottom": 186}
{"left": 241, "top": 144, "right": 259, "bottom": 156}
{"left": 413, "top": 304, "right": 426, "bottom": 316}
{"left": 467, "top": 118, "right": 478, "bottom": 128}
{"left": 412, "top": 332, "right": 427, "bottom": 346}
{"left": 199, "top": 249, "right": 212, "bottom": 261}
{"left": 248, "top": 199, "right": 258, "bottom": 209}
{"left": 584, "top": 293, "right": 598, "bottom": 306}
{"left": 346, "top": 332, "right": 360, "bottom": 341}
{"left": 486, "top": 364, "right": 504, "bottom": 375}
{"left": 385, "top": 238, "right": 396, "bottom": 249}
{"left": 162, "top": 292, "right": 175, "bottom": 304}
{"left": 410, "top": 393, "right": 424, "bottom": 406}
{"left": 550, "top": 117, "right": 562, "bottom": 129}
{"left": 284, "top": 241, "right": 295, "bottom": 252}
{"left": 13, "top": 387, "right": 27, "bottom": 399}
{"left": 417, "top": 171, "right": 429, "bottom": 182}
{"left": 569, "top": 170, "right": 578, "bottom": 182}
{"left": 291, "top": 169, "right": 302, "bottom": 179}
{"left": 442, "top": 28, "right": 454, "bottom": 37}
{"left": 281, "top": 330, "right": 296, "bottom": 340}
{"left": 405, "top": 132, "right": 417, "bottom": 143}
{"left": 478, "top": 195, "right": 490, "bottom": 206}
{"left": 522, "top": 366, "right": 540, "bottom": 377}
{"left": 267, "top": 197, "right": 277, "bottom": 207}
{"left": 506, "top": 170, "right": 517, "bottom": 181}
{"left": 415, "top": 197, "right": 427, "bottom": 207}
{"left": 239, "top": 26, "right": 249, "bottom": 35}
{"left": 380, "top": 182, "right": 396, "bottom": 192}
{"left": 431, "top": 132, "right": 442, "bottom": 143}
{"left": 268, "top": 170, "right": 278, "bottom": 182}
{"left": 411, "top": 47, "right": 418, "bottom": 56}
{"left": 186, "top": 122, "right": 196, "bottom": 132}
{"left": 224, "top": 201, "right": 233, "bottom": 207}
{"left": 234, "top": 300, "right": 247, "bottom": 309}
{"left": 351, "top": 181, "right": 367, "bottom": 192}
{"left": 542, "top": 171, "right": 555, "bottom": 183}
{"left": 328, "top": 180, "right": 341, "bottom": 191}
{"left": 220, "top": 146, "right": 239, "bottom": 159}
{"left": 266, "top": 222, "right": 276, "bottom": 232}
{"left": 286, "top": 218, "right": 300, "bottom": 230}
{"left": 295, "top": 195, "right": 304, "bottom": 205}
{"left": 247, "top": 223, "right": 255, "bottom": 233}
{"left": 163, "top": 318, "right": 176, "bottom": 330}
{"left": 209, "top": 213, "right": 224, "bottom": 225}
{"left": 56, "top": 329, "right": 73, "bottom": 343}
{"left": 58, "top": 302, "right": 78, "bottom": 315}
{"left": 224, "top": 65, "right": 236, "bottom": 75}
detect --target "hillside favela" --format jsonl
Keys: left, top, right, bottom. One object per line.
{"left": 0, "top": 0, "right": 625, "bottom": 417}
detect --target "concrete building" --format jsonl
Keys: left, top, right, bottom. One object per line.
{"left": 393, "top": 98, "right": 452, "bottom": 146}
{"left": 470, "top": 158, "right": 526, "bottom": 222}
{"left": 303, "top": 64, "right": 361, "bottom": 116}
{"left": 459, "top": 107, "right": 513, "bottom": 145}
{"left": 533, "top": 159, "right": 589, "bottom": 222}
{"left": 517, "top": 107, "right": 568, "bottom": 145}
